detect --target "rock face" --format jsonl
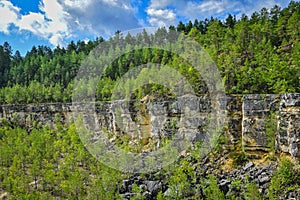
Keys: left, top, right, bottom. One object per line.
{"left": 1, "top": 94, "right": 300, "bottom": 159}
{"left": 225, "top": 95, "right": 243, "bottom": 145}
{"left": 0, "top": 103, "right": 73, "bottom": 128}
{"left": 116, "top": 158, "right": 299, "bottom": 199}
{"left": 242, "top": 94, "right": 280, "bottom": 152}
{"left": 277, "top": 94, "right": 300, "bottom": 158}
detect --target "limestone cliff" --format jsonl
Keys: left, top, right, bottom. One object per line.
{"left": 0, "top": 94, "right": 299, "bottom": 160}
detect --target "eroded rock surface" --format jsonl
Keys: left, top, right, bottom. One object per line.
{"left": 1, "top": 94, "right": 300, "bottom": 158}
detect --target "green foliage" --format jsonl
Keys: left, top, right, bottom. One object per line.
{"left": 231, "top": 179, "right": 242, "bottom": 191}
{"left": 203, "top": 175, "right": 225, "bottom": 200}
{"left": 131, "top": 183, "right": 145, "bottom": 200}
{"left": 230, "top": 151, "right": 247, "bottom": 167}
{"left": 268, "top": 157, "right": 299, "bottom": 199}
{"left": 166, "top": 159, "right": 195, "bottom": 199}
{"left": 244, "top": 182, "right": 263, "bottom": 200}
{"left": 226, "top": 179, "right": 242, "bottom": 198}
{"left": 211, "top": 125, "right": 229, "bottom": 152}
{"left": 189, "top": 141, "right": 204, "bottom": 162}
{"left": 120, "top": 135, "right": 143, "bottom": 153}
{"left": 0, "top": 1, "right": 300, "bottom": 103}
{"left": 0, "top": 123, "right": 127, "bottom": 199}
{"left": 265, "top": 111, "right": 278, "bottom": 152}
{"left": 156, "top": 191, "right": 165, "bottom": 200}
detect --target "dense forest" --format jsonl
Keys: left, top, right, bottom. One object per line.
{"left": 1, "top": 1, "right": 300, "bottom": 199}
{"left": 0, "top": 1, "right": 299, "bottom": 104}
{"left": 1, "top": 121, "right": 300, "bottom": 199}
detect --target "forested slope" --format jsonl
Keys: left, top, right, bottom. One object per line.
{"left": 0, "top": 1, "right": 299, "bottom": 104}
{"left": 1, "top": 2, "right": 300, "bottom": 199}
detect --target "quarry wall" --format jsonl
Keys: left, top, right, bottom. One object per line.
{"left": 0, "top": 94, "right": 299, "bottom": 159}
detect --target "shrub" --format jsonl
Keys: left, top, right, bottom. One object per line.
{"left": 203, "top": 175, "right": 225, "bottom": 200}
{"left": 265, "top": 111, "right": 277, "bottom": 153}
{"left": 268, "top": 157, "right": 299, "bottom": 199}
{"left": 244, "top": 182, "right": 263, "bottom": 200}
{"left": 230, "top": 151, "right": 247, "bottom": 167}
{"left": 166, "top": 160, "right": 195, "bottom": 199}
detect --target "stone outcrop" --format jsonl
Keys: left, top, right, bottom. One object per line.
{"left": 0, "top": 94, "right": 300, "bottom": 159}
{"left": 242, "top": 94, "right": 280, "bottom": 152}
{"left": 277, "top": 94, "right": 300, "bottom": 158}
{"left": 117, "top": 157, "right": 299, "bottom": 199}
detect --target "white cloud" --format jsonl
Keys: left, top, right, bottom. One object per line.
{"left": 0, "top": 1, "right": 19, "bottom": 34}
{"left": 49, "top": 34, "right": 65, "bottom": 46}
{"left": 14, "top": 0, "right": 70, "bottom": 47}
{"left": 17, "top": 12, "right": 46, "bottom": 35}
{"left": 145, "top": 0, "right": 291, "bottom": 27}
{"left": 64, "top": 0, "right": 93, "bottom": 9}
{"left": 182, "top": 0, "right": 239, "bottom": 20}
{"left": 39, "top": 0, "right": 70, "bottom": 45}
{"left": 148, "top": 0, "right": 175, "bottom": 9}
{"left": 0, "top": 0, "right": 70, "bottom": 46}
{"left": 147, "top": 8, "right": 176, "bottom": 27}
{"left": 60, "top": 0, "right": 140, "bottom": 36}
{"left": 237, "top": 0, "right": 290, "bottom": 17}
{"left": 40, "top": 0, "right": 66, "bottom": 21}
{"left": 192, "top": 1, "right": 228, "bottom": 13}
{"left": 146, "top": 0, "right": 178, "bottom": 27}
{"left": 0, "top": 0, "right": 141, "bottom": 46}
{"left": 0, "top": 0, "right": 292, "bottom": 47}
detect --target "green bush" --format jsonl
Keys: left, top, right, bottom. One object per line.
{"left": 268, "top": 157, "right": 299, "bottom": 199}
{"left": 203, "top": 175, "right": 225, "bottom": 200}
{"left": 230, "top": 151, "right": 247, "bottom": 167}
{"left": 0, "top": 122, "right": 127, "bottom": 199}
{"left": 166, "top": 159, "right": 195, "bottom": 199}
{"left": 265, "top": 111, "right": 277, "bottom": 152}
{"left": 244, "top": 182, "right": 263, "bottom": 200}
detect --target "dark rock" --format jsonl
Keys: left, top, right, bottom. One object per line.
{"left": 288, "top": 191, "right": 297, "bottom": 199}
{"left": 139, "top": 184, "right": 147, "bottom": 192}
{"left": 120, "top": 193, "right": 136, "bottom": 200}
{"left": 142, "top": 191, "right": 151, "bottom": 199}
{"left": 243, "top": 162, "right": 254, "bottom": 171}
{"left": 219, "top": 179, "right": 231, "bottom": 194}
{"left": 144, "top": 181, "right": 162, "bottom": 195}
{"left": 262, "top": 183, "right": 270, "bottom": 190}
{"left": 121, "top": 179, "right": 133, "bottom": 193}
{"left": 258, "top": 175, "right": 270, "bottom": 185}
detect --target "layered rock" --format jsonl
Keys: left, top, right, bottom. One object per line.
{"left": 1, "top": 94, "right": 300, "bottom": 159}
{"left": 277, "top": 94, "right": 300, "bottom": 158}
{"left": 242, "top": 94, "right": 280, "bottom": 152}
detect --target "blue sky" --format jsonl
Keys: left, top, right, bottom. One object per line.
{"left": 0, "top": 0, "right": 292, "bottom": 55}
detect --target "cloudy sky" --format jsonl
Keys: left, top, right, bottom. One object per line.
{"left": 0, "top": 0, "right": 291, "bottom": 54}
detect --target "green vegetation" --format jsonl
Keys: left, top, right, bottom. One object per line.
{"left": 226, "top": 179, "right": 243, "bottom": 198}
{"left": 244, "top": 182, "right": 263, "bottom": 200}
{"left": 230, "top": 150, "right": 248, "bottom": 167}
{"left": 265, "top": 111, "right": 278, "bottom": 153}
{"left": 202, "top": 175, "right": 225, "bottom": 200}
{"left": 166, "top": 159, "right": 195, "bottom": 199}
{"left": 0, "top": 123, "right": 127, "bottom": 199}
{"left": 268, "top": 157, "right": 300, "bottom": 199}
{"left": 0, "top": 122, "right": 300, "bottom": 199}
{"left": 0, "top": 1, "right": 299, "bottom": 103}
{"left": 0, "top": 1, "right": 300, "bottom": 199}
